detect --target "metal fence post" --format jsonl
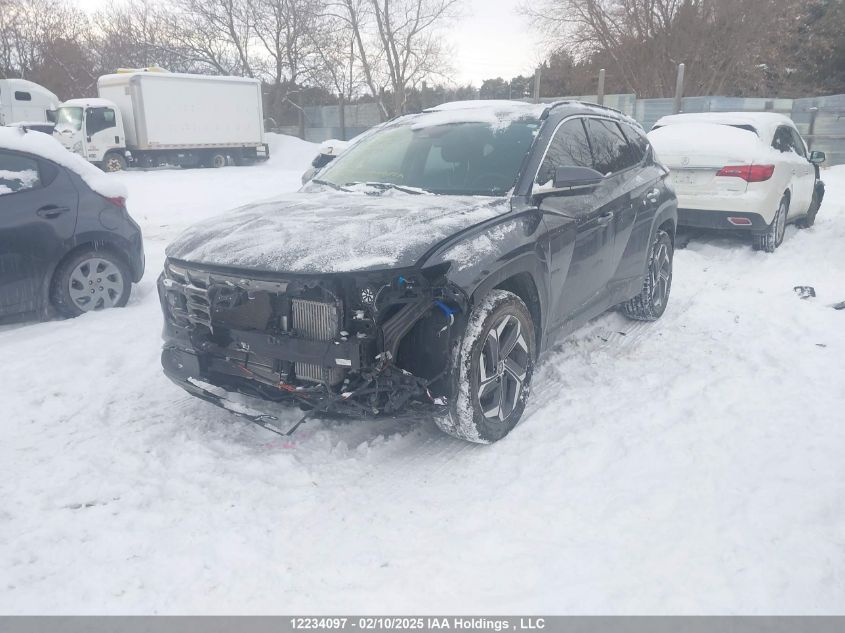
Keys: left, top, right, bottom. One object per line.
{"left": 673, "top": 63, "right": 685, "bottom": 114}
{"left": 339, "top": 93, "right": 346, "bottom": 141}
{"left": 598, "top": 69, "right": 605, "bottom": 105}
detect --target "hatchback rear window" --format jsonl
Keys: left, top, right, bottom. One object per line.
{"left": 0, "top": 152, "right": 41, "bottom": 196}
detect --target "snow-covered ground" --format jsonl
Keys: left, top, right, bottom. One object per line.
{"left": 1, "top": 137, "right": 844, "bottom": 614}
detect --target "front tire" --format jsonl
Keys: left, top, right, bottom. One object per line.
{"left": 753, "top": 195, "right": 788, "bottom": 252}
{"left": 50, "top": 248, "right": 132, "bottom": 317}
{"left": 102, "top": 152, "right": 126, "bottom": 172}
{"left": 436, "top": 290, "right": 535, "bottom": 444}
{"left": 621, "top": 229, "right": 673, "bottom": 321}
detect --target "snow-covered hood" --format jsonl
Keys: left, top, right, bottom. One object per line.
{"left": 166, "top": 190, "right": 511, "bottom": 274}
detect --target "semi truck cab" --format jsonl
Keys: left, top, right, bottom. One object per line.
{"left": 54, "top": 98, "right": 127, "bottom": 171}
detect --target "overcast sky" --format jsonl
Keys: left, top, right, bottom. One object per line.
{"left": 72, "top": 0, "right": 539, "bottom": 87}
{"left": 449, "top": 0, "right": 540, "bottom": 85}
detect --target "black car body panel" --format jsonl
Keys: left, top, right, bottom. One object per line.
{"left": 158, "top": 101, "right": 677, "bottom": 430}
{"left": 0, "top": 145, "right": 144, "bottom": 319}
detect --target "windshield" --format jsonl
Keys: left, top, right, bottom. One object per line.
{"left": 315, "top": 118, "right": 541, "bottom": 196}
{"left": 55, "top": 106, "right": 83, "bottom": 131}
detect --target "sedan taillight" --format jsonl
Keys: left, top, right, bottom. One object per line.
{"left": 716, "top": 164, "right": 775, "bottom": 182}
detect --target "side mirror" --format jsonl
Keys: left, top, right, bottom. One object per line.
{"left": 809, "top": 150, "right": 826, "bottom": 165}
{"left": 535, "top": 166, "right": 604, "bottom": 197}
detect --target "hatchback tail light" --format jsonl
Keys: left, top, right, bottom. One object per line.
{"left": 716, "top": 164, "right": 775, "bottom": 182}
{"left": 101, "top": 195, "right": 127, "bottom": 208}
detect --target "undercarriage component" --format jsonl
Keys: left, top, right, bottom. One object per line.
{"left": 159, "top": 260, "right": 466, "bottom": 434}
{"left": 291, "top": 297, "right": 343, "bottom": 384}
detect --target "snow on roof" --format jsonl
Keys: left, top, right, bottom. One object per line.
{"left": 98, "top": 72, "right": 261, "bottom": 86}
{"left": 412, "top": 100, "right": 545, "bottom": 130}
{"left": 653, "top": 112, "right": 794, "bottom": 141}
{"left": 0, "top": 126, "right": 126, "bottom": 198}
{"left": 647, "top": 122, "right": 780, "bottom": 162}
{"left": 60, "top": 98, "right": 116, "bottom": 109}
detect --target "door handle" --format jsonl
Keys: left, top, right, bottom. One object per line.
{"left": 36, "top": 206, "right": 71, "bottom": 219}
{"left": 597, "top": 211, "right": 615, "bottom": 226}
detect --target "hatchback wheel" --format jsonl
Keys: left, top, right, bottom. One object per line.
{"left": 621, "top": 229, "right": 673, "bottom": 321}
{"left": 436, "top": 290, "right": 535, "bottom": 444}
{"left": 753, "top": 196, "right": 788, "bottom": 252}
{"left": 51, "top": 249, "right": 132, "bottom": 317}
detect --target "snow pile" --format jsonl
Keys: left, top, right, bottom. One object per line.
{"left": 0, "top": 151, "right": 844, "bottom": 613}
{"left": 648, "top": 122, "right": 781, "bottom": 163}
{"left": 264, "top": 132, "right": 321, "bottom": 171}
{"left": 0, "top": 126, "right": 127, "bottom": 198}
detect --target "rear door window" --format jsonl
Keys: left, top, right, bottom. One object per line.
{"left": 0, "top": 152, "right": 42, "bottom": 196}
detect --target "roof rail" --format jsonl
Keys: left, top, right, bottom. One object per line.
{"left": 541, "top": 99, "right": 627, "bottom": 120}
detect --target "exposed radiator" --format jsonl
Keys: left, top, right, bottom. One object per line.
{"left": 291, "top": 298, "right": 343, "bottom": 384}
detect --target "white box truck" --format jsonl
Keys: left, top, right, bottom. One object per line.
{"left": 54, "top": 71, "right": 268, "bottom": 171}
{"left": 0, "top": 79, "right": 60, "bottom": 131}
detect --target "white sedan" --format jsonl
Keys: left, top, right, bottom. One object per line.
{"left": 648, "top": 112, "right": 825, "bottom": 252}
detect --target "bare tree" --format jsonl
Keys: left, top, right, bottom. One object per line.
{"left": 523, "top": 0, "right": 800, "bottom": 97}
{"left": 368, "top": 0, "right": 457, "bottom": 114}
{"left": 167, "top": 0, "right": 256, "bottom": 76}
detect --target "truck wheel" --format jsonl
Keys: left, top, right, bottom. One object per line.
{"left": 50, "top": 248, "right": 132, "bottom": 317}
{"left": 206, "top": 153, "right": 227, "bottom": 168}
{"left": 102, "top": 152, "right": 126, "bottom": 172}
{"left": 435, "top": 290, "right": 535, "bottom": 444}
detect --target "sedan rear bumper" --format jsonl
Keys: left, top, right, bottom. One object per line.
{"left": 677, "top": 208, "right": 769, "bottom": 231}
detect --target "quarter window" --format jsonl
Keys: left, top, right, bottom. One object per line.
{"left": 620, "top": 122, "right": 649, "bottom": 164}
{"left": 0, "top": 152, "right": 41, "bottom": 196}
{"left": 585, "top": 118, "right": 638, "bottom": 175}
{"left": 535, "top": 118, "right": 592, "bottom": 185}
{"left": 789, "top": 128, "right": 807, "bottom": 158}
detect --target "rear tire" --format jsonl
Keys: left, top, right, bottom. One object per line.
{"left": 621, "top": 229, "right": 673, "bottom": 321}
{"left": 206, "top": 152, "right": 227, "bottom": 168}
{"left": 753, "top": 195, "right": 788, "bottom": 252}
{"left": 798, "top": 189, "right": 821, "bottom": 228}
{"left": 50, "top": 248, "right": 132, "bottom": 318}
{"left": 435, "top": 290, "right": 535, "bottom": 444}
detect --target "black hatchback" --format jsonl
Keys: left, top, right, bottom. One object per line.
{"left": 159, "top": 101, "right": 676, "bottom": 443}
{"left": 0, "top": 128, "right": 144, "bottom": 320}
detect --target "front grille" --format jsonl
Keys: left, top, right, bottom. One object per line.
{"left": 291, "top": 298, "right": 343, "bottom": 384}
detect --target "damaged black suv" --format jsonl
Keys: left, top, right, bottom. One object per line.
{"left": 158, "top": 101, "right": 677, "bottom": 443}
